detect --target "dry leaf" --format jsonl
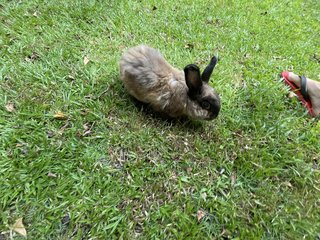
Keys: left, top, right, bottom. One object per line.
{"left": 59, "top": 121, "right": 70, "bottom": 132}
{"left": 82, "top": 130, "right": 92, "bottom": 137}
{"left": 5, "top": 102, "right": 16, "bottom": 112}
{"left": 184, "top": 43, "right": 194, "bottom": 49}
{"left": 84, "top": 56, "right": 90, "bottom": 65}
{"left": 283, "top": 181, "right": 293, "bottom": 188}
{"left": 48, "top": 172, "right": 57, "bottom": 178}
{"left": 54, "top": 111, "right": 68, "bottom": 120}
{"left": 231, "top": 172, "right": 237, "bottom": 186}
{"left": 82, "top": 122, "right": 94, "bottom": 137}
{"left": 83, "top": 123, "right": 90, "bottom": 131}
{"left": 12, "top": 218, "right": 27, "bottom": 237}
{"left": 197, "top": 210, "right": 206, "bottom": 222}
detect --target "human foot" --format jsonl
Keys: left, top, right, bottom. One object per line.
{"left": 282, "top": 71, "right": 320, "bottom": 117}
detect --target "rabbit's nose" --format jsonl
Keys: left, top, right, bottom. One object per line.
{"left": 210, "top": 101, "right": 220, "bottom": 119}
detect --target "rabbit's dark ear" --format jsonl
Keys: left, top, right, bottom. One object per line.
{"left": 184, "top": 64, "right": 202, "bottom": 95}
{"left": 201, "top": 56, "right": 218, "bottom": 83}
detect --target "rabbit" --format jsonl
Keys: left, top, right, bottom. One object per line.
{"left": 119, "top": 45, "right": 220, "bottom": 120}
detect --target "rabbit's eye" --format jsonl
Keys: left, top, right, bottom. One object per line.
{"left": 201, "top": 100, "right": 211, "bottom": 110}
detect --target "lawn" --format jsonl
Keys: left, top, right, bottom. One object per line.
{"left": 0, "top": 0, "right": 319, "bottom": 239}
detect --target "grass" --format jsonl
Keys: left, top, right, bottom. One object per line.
{"left": 0, "top": 0, "right": 319, "bottom": 239}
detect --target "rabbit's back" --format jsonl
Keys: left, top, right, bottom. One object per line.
{"left": 120, "top": 45, "right": 177, "bottom": 102}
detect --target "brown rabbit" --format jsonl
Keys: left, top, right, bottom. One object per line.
{"left": 119, "top": 45, "right": 220, "bottom": 120}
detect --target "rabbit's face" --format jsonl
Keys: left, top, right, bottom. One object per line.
{"left": 187, "top": 83, "right": 220, "bottom": 120}
{"left": 184, "top": 57, "right": 220, "bottom": 120}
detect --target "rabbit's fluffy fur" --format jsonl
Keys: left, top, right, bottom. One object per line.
{"left": 120, "top": 45, "right": 220, "bottom": 120}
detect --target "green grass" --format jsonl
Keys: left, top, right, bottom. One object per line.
{"left": 1, "top": 0, "right": 319, "bottom": 239}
